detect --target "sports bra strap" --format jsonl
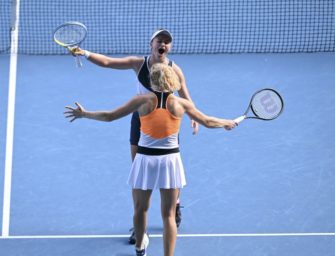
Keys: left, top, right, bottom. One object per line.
{"left": 153, "top": 91, "right": 171, "bottom": 109}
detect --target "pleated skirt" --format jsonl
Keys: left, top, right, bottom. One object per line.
{"left": 127, "top": 152, "right": 186, "bottom": 190}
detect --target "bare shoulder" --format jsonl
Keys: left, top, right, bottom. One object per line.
{"left": 137, "top": 92, "right": 157, "bottom": 115}
{"left": 125, "top": 55, "right": 144, "bottom": 71}
{"left": 172, "top": 63, "right": 183, "bottom": 76}
{"left": 123, "top": 55, "right": 143, "bottom": 62}
{"left": 167, "top": 95, "right": 190, "bottom": 117}
{"left": 176, "top": 96, "right": 194, "bottom": 107}
{"left": 171, "top": 63, "right": 186, "bottom": 87}
{"left": 132, "top": 92, "right": 154, "bottom": 103}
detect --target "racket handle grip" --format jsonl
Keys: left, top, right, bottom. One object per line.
{"left": 234, "top": 115, "right": 246, "bottom": 124}
{"left": 75, "top": 55, "right": 83, "bottom": 68}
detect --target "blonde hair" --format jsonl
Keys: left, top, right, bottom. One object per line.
{"left": 150, "top": 63, "right": 181, "bottom": 92}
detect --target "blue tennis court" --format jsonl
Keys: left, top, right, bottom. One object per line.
{"left": 1, "top": 1, "right": 335, "bottom": 256}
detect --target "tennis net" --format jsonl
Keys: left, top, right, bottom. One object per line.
{"left": 1, "top": 0, "right": 335, "bottom": 54}
{"left": 0, "top": 0, "right": 11, "bottom": 53}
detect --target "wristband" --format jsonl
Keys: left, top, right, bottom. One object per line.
{"left": 84, "top": 50, "right": 91, "bottom": 59}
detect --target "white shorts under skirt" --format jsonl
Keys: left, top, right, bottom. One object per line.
{"left": 127, "top": 152, "right": 186, "bottom": 190}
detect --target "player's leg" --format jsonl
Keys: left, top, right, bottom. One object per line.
{"left": 132, "top": 189, "right": 152, "bottom": 254}
{"left": 160, "top": 188, "right": 179, "bottom": 256}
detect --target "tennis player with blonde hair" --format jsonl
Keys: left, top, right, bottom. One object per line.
{"left": 64, "top": 63, "right": 237, "bottom": 256}
{"left": 71, "top": 29, "right": 196, "bottom": 237}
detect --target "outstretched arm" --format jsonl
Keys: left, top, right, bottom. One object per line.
{"left": 180, "top": 99, "right": 237, "bottom": 130}
{"left": 64, "top": 96, "right": 148, "bottom": 123}
{"left": 70, "top": 47, "right": 143, "bottom": 71}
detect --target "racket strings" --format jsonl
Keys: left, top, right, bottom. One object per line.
{"left": 251, "top": 90, "right": 283, "bottom": 120}
{"left": 54, "top": 25, "right": 86, "bottom": 46}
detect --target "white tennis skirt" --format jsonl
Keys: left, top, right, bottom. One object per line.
{"left": 127, "top": 152, "right": 186, "bottom": 190}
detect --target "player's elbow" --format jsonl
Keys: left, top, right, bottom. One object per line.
{"left": 94, "top": 57, "right": 112, "bottom": 68}
{"left": 202, "top": 118, "right": 213, "bottom": 128}
{"left": 100, "top": 59, "right": 112, "bottom": 67}
{"left": 102, "top": 112, "right": 115, "bottom": 122}
{"left": 106, "top": 114, "right": 115, "bottom": 122}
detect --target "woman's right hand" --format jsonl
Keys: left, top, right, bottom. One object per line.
{"left": 68, "top": 47, "right": 85, "bottom": 56}
{"left": 223, "top": 120, "right": 238, "bottom": 130}
{"left": 64, "top": 102, "right": 86, "bottom": 122}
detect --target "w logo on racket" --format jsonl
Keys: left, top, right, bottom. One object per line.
{"left": 259, "top": 92, "right": 279, "bottom": 114}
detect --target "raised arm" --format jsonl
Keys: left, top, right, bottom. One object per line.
{"left": 64, "top": 95, "right": 149, "bottom": 123}
{"left": 179, "top": 98, "right": 237, "bottom": 130}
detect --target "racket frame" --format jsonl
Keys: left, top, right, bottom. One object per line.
{"left": 234, "top": 88, "right": 284, "bottom": 123}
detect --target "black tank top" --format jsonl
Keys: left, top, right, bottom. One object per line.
{"left": 137, "top": 56, "right": 173, "bottom": 92}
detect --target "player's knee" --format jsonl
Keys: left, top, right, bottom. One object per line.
{"left": 134, "top": 201, "right": 150, "bottom": 214}
{"left": 161, "top": 207, "right": 175, "bottom": 220}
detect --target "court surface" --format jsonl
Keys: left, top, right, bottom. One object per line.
{"left": 0, "top": 53, "right": 335, "bottom": 255}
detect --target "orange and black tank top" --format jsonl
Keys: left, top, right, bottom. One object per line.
{"left": 138, "top": 92, "right": 181, "bottom": 155}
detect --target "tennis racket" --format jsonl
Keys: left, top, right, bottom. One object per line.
{"left": 234, "top": 88, "right": 284, "bottom": 123}
{"left": 53, "top": 21, "right": 87, "bottom": 68}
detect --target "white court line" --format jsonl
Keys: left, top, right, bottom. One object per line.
{"left": 2, "top": 0, "right": 21, "bottom": 237}
{"left": 1, "top": 233, "right": 335, "bottom": 239}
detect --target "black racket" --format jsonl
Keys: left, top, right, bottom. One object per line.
{"left": 53, "top": 21, "right": 87, "bottom": 68}
{"left": 234, "top": 88, "right": 284, "bottom": 123}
